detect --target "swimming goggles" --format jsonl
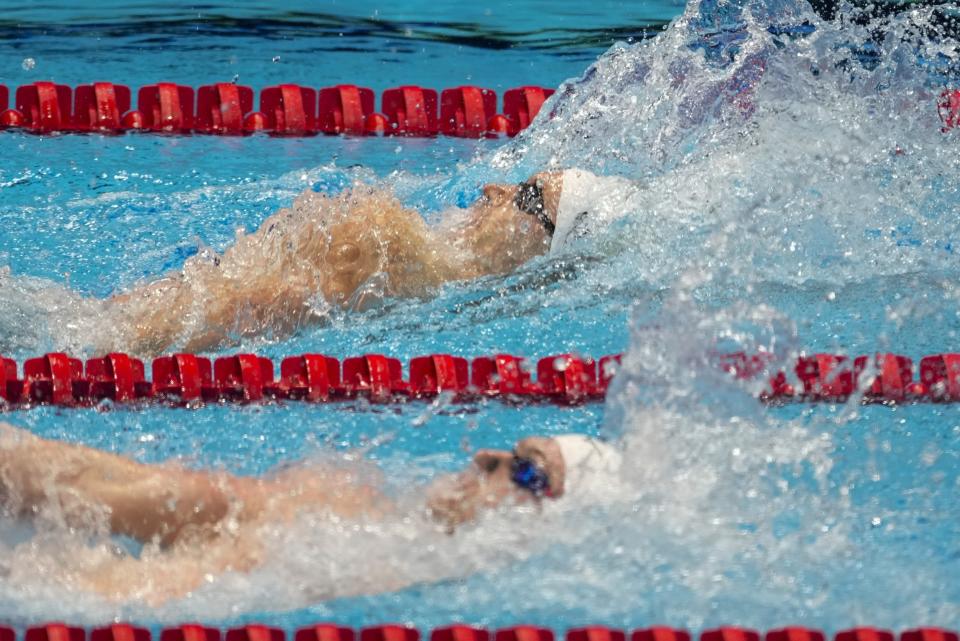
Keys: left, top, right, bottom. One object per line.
{"left": 510, "top": 455, "right": 552, "bottom": 497}
{"left": 515, "top": 182, "right": 556, "bottom": 236}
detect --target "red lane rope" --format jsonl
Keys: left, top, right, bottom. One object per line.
{"left": 1, "top": 350, "right": 960, "bottom": 409}
{"left": 1, "top": 83, "right": 958, "bottom": 136}
{"left": 0, "top": 81, "right": 554, "bottom": 137}
{"left": 8, "top": 624, "right": 959, "bottom": 641}
{"left": 0, "top": 352, "right": 618, "bottom": 407}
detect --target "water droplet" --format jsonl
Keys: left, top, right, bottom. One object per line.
{"left": 21, "top": 58, "right": 35, "bottom": 71}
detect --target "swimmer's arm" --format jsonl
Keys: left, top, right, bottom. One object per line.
{"left": 74, "top": 529, "right": 264, "bottom": 605}
{"left": 0, "top": 423, "right": 256, "bottom": 546}
{"left": 106, "top": 201, "right": 325, "bottom": 355}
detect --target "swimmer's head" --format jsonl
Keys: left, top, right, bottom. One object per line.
{"left": 466, "top": 172, "right": 564, "bottom": 260}
{"left": 480, "top": 173, "right": 562, "bottom": 225}
{"left": 551, "top": 434, "right": 623, "bottom": 504}
{"left": 426, "top": 434, "right": 621, "bottom": 530}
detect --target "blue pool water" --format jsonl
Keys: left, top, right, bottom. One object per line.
{"left": 0, "top": 0, "right": 959, "bottom": 632}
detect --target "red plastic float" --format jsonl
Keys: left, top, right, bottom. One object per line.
{"left": 901, "top": 630, "right": 959, "bottom": 641}
{"left": 23, "top": 353, "right": 84, "bottom": 405}
{"left": 835, "top": 630, "right": 894, "bottom": 641}
{"left": 243, "top": 111, "right": 269, "bottom": 133}
{"left": 568, "top": 628, "right": 626, "bottom": 641}
{"left": 597, "top": 353, "right": 623, "bottom": 393}
{"left": 408, "top": 354, "right": 469, "bottom": 397}
{"left": 364, "top": 112, "right": 389, "bottom": 135}
{"left": 0, "top": 107, "right": 24, "bottom": 128}
{"left": 632, "top": 629, "right": 691, "bottom": 641}
{"left": 0, "top": 80, "right": 956, "bottom": 138}
{"left": 342, "top": 354, "right": 407, "bottom": 400}
{"left": 919, "top": 353, "right": 960, "bottom": 400}
{"left": 361, "top": 627, "right": 419, "bottom": 641}
{"left": 853, "top": 353, "right": 918, "bottom": 401}
{"left": 137, "top": 83, "right": 195, "bottom": 132}
{"left": 213, "top": 354, "right": 274, "bottom": 401}
{"left": 0, "top": 356, "right": 16, "bottom": 402}
{"left": 701, "top": 628, "right": 760, "bottom": 641}
{"left": 73, "top": 82, "right": 131, "bottom": 132}
{"left": 382, "top": 85, "right": 438, "bottom": 136}
{"left": 160, "top": 626, "right": 221, "bottom": 641}
{"left": 0, "top": 84, "right": 13, "bottom": 130}
{"left": 537, "top": 353, "right": 598, "bottom": 402}
{"left": 260, "top": 84, "right": 317, "bottom": 135}
{"left": 15, "top": 81, "right": 72, "bottom": 133}
{"left": 486, "top": 113, "right": 512, "bottom": 136}
{"left": 795, "top": 353, "right": 854, "bottom": 399}
{"left": 121, "top": 109, "right": 144, "bottom": 129}
{"left": 495, "top": 628, "right": 554, "bottom": 641}
{"left": 278, "top": 354, "right": 341, "bottom": 401}
{"left": 0, "top": 623, "right": 955, "bottom": 641}
{"left": 226, "top": 626, "right": 285, "bottom": 641}
{"left": 717, "top": 351, "right": 793, "bottom": 398}
{"left": 766, "top": 628, "right": 825, "bottom": 641}
{"left": 196, "top": 83, "right": 254, "bottom": 135}
{"left": 431, "top": 627, "right": 490, "bottom": 641}
{"left": 938, "top": 89, "right": 960, "bottom": 131}
{"left": 25, "top": 625, "right": 86, "bottom": 641}
{"left": 86, "top": 352, "right": 148, "bottom": 402}
{"left": 471, "top": 353, "right": 533, "bottom": 396}
{"left": 152, "top": 353, "right": 213, "bottom": 401}
{"left": 502, "top": 85, "right": 554, "bottom": 135}
{"left": 439, "top": 86, "right": 497, "bottom": 138}
{"left": 1, "top": 350, "right": 960, "bottom": 410}
{"left": 91, "top": 625, "right": 152, "bottom": 641}
{"left": 296, "top": 627, "right": 354, "bottom": 641}
{"left": 318, "top": 84, "right": 376, "bottom": 135}
{"left": 719, "top": 351, "right": 773, "bottom": 379}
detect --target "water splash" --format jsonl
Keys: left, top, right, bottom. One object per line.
{"left": 0, "top": 0, "right": 959, "bottom": 629}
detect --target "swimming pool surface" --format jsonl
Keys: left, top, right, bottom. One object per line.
{"left": 0, "top": 0, "right": 959, "bottom": 632}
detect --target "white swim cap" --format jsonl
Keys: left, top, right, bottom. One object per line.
{"left": 553, "top": 434, "right": 623, "bottom": 503}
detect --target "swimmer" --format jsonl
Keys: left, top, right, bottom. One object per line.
{"left": 0, "top": 422, "right": 622, "bottom": 604}
{"left": 100, "top": 169, "right": 639, "bottom": 356}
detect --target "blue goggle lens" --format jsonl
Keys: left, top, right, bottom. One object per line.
{"left": 511, "top": 457, "right": 551, "bottom": 496}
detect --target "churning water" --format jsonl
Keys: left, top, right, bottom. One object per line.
{"left": 0, "top": 0, "right": 957, "bottom": 630}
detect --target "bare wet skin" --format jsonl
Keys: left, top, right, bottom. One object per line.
{"left": 0, "top": 422, "right": 568, "bottom": 605}
{"left": 103, "top": 172, "right": 563, "bottom": 357}
{"left": 0, "top": 172, "right": 569, "bottom": 604}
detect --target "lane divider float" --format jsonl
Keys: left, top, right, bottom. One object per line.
{"left": 1, "top": 350, "right": 960, "bottom": 409}
{"left": 0, "top": 81, "right": 554, "bottom": 137}
{"left": 0, "top": 352, "right": 618, "bottom": 407}
{"left": 1, "top": 83, "right": 958, "bottom": 137}
{"left": 7, "top": 623, "right": 959, "bottom": 641}
{"left": 939, "top": 88, "right": 960, "bottom": 131}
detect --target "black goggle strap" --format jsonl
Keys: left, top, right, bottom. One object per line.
{"left": 515, "top": 182, "right": 556, "bottom": 236}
